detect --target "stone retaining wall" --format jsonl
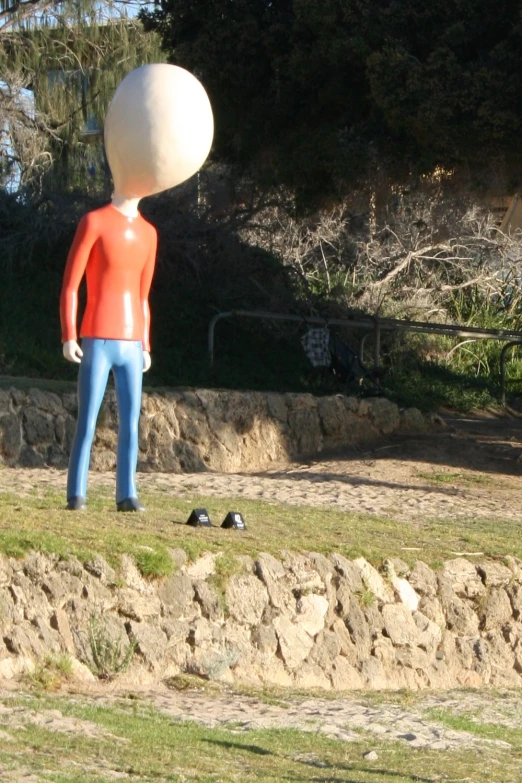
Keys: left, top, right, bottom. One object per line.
{"left": 1, "top": 550, "right": 521, "bottom": 690}
{"left": 0, "top": 385, "right": 428, "bottom": 473}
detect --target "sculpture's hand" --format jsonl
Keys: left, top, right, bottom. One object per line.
{"left": 143, "top": 351, "right": 151, "bottom": 373}
{"left": 63, "top": 340, "right": 83, "bottom": 364}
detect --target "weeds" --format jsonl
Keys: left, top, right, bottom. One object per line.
{"left": 25, "top": 654, "right": 73, "bottom": 691}
{"left": 87, "top": 615, "right": 137, "bottom": 680}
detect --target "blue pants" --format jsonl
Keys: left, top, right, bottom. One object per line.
{"left": 67, "top": 338, "right": 143, "bottom": 503}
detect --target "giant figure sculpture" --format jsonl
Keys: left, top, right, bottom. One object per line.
{"left": 60, "top": 64, "right": 214, "bottom": 511}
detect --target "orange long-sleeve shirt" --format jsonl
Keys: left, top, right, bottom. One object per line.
{"left": 60, "top": 204, "right": 158, "bottom": 352}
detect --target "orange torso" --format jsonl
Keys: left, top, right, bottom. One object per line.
{"left": 60, "top": 204, "right": 157, "bottom": 351}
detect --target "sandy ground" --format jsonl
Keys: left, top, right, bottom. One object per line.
{"left": 1, "top": 409, "right": 522, "bottom": 522}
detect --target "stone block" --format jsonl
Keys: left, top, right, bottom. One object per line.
{"left": 273, "top": 615, "right": 314, "bottom": 670}
{"left": 226, "top": 574, "right": 268, "bottom": 626}
{"left": 382, "top": 604, "right": 420, "bottom": 646}
{"left": 480, "top": 588, "right": 513, "bottom": 631}
{"left": 408, "top": 561, "right": 438, "bottom": 597}
{"left": 477, "top": 561, "right": 513, "bottom": 588}
{"left": 310, "top": 629, "right": 341, "bottom": 669}
{"left": 157, "top": 574, "right": 195, "bottom": 620}
{"left": 353, "top": 557, "right": 395, "bottom": 604}
{"left": 345, "top": 601, "right": 372, "bottom": 660}
{"left": 194, "top": 581, "right": 224, "bottom": 623}
{"left": 440, "top": 559, "right": 485, "bottom": 599}
{"left": 0, "top": 414, "right": 21, "bottom": 460}
{"left": 294, "top": 661, "right": 331, "bottom": 689}
{"left": 126, "top": 621, "right": 168, "bottom": 669}
{"left": 330, "top": 656, "right": 364, "bottom": 690}
{"left": 295, "top": 594, "right": 329, "bottom": 637}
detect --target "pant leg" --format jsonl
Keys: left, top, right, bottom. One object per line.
{"left": 111, "top": 340, "right": 143, "bottom": 502}
{"left": 67, "top": 338, "right": 111, "bottom": 500}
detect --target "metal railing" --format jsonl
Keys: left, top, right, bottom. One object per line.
{"left": 208, "top": 309, "right": 522, "bottom": 404}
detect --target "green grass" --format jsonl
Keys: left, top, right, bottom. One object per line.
{"left": 416, "top": 470, "right": 493, "bottom": 486}
{"left": 1, "top": 482, "right": 522, "bottom": 574}
{"left": 1, "top": 691, "right": 522, "bottom": 782}
{"left": 427, "top": 707, "right": 522, "bottom": 746}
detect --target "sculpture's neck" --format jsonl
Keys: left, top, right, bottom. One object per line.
{"left": 111, "top": 192, "right": 141, "bottom": 218}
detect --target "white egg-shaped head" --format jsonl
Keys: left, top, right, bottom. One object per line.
{"left": 104, "top": 63, "right": 214, "bottom": 199}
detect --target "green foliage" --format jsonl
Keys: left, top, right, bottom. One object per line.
{"left": 141, "top": 0, "right": 522, "bottom": 207}
{"left": 132, "top": 546, "right": 174, "bottom": 579}
{"left": 87, "top": 614, "right": 137, "bottom": 680}
{"left": 25, "top": 654, "right": 73, "bottom": 691}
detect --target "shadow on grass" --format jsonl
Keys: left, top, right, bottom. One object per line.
{"left": 204, "top": 739, "right": 436, "bottom": 782}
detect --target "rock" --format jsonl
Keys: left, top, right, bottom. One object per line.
{"left": 440, "top": 559, "right": 485, "bottom": 599}
{"left": 118, "top": 590, "right": 162, "bottom": 622}
{"left": 306, "top": 552, "right": 335, "bottom": 580}
{"left": 361, "top": 397, "right": 400, "bottom": 435}
{"left": 194, "top": 581, "right": 224, "bottom": 623}
{"left": 252, "top": 624, "right": 278, "bottom": 655}
{"left": 84, "top": 556, "right": 116, "bottom": 585}
{"left": 507, "top": 583, "right": 522, "bottom": 620}
{"left": 23, "top": 408, "right": 55, "bottom": 446}
{"left": 413, "top": 611, "right": 442, "bottom": 654}
{"left": 384, "top": 560, "right": 419, "bottom": 610}
{"left": 382, "top": 604, "right": 420, "bottom": 646}
{"left": 345, "top": 601, "right": 372, "bottom": 660}
{"left": 158, "top": 574, "right": 195, "bottom": 620}
{"left": 480, "top": 588, "right": 513, "bottom": 631}
{"left": 477, "top": 561, "right": 513, "bottom": 588}
{"left": 126, "top": 621, "right": 168, "bottom": 669}
{"left": 418, "top": 596, "right": 446, "bottom": 628}
{"left": 363, "top": 751, "right": 378, "bottom": 761}
{"left": 330, "top": 656, "right": 364, "bottom": 690}
{"left": 0, "top": 414, "right": 22, "bottom": 460}
{"left": 273, "top": 615, "right": 314, "bottom": 670}
{"left": 353, "top": 558, "right": 395, "bottom": 604}
{"left": 439, "top": 582, "right": 480, "bottom": 635}
{"left": 295, "top": 594, "right": 329, "bottom": 637}
{"left": 360, "top": 657, "right": 391, "bottom": 690}
{"left": 282, "top": 552, "right": 324, "bottom": 594}
{"left": 184, "top": 553, "right": 217, "bottom": 580}
{"left": 225, "top": 574, "right": 268, "bottom": 626}
{"left": 50, "top": 609, "right": 76, "bottom": 654}
{"left": 120, "top": 554, "right": 155, "bottom": 595}
{"left": 399, "top": 408, "right": 427, "bottom": 434}
{"left": 69, "top": 656, "right": 96, "bottom": 683}
{"left": 294, "top": 662, "right": 331, "bottom": 689}
{"left": 331, "top": 617, "right": 358, "bottom": 664}
{"left": 330, "top": 554, "right": 364, "bottom": 592}
{"left": 0, "top": 655, "right": 34, "bottom": 679}
{"left": 311, "top": 630, "right": 342, "bottom": 669}
{"left": 336, "top": 582, "right": 352, "bottom": 618}
{"left": 255, "top": 553, "right": 294, "bottom": 612}
{"left": 408, "top": 561, "right": 439, "bottom": 597}
{"left": 372, "top": 636, "right": 396, "bottom": 664}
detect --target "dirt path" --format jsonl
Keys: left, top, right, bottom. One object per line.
{"left": 2, "top": 410, "right": 521, "bottom": 522}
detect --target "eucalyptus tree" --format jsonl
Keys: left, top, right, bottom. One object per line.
{"left": 0, "top": 0, "right": 163, "bottom": 198}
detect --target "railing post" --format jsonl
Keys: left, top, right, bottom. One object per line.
{"left": 373, "top": 321, "right": 381, "bottom": 369}
{"left": 500, "top": 341, "right": 522, "bottom": 406}
{"left": 208, "top": 312, "right": 234, "bottom": 367}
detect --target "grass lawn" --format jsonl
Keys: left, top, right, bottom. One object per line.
{"left": 1, "top": 690, "right": 522, "bottom": 783}
{"left": 0, "top": 482, "right": 521, "bottom": 576}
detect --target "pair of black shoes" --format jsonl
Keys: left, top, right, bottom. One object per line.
{"left": 66, "top": 496, "right": 145, "bottom": 512}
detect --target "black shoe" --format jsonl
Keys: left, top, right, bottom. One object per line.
{"left": 117, "top": 497, "right": 146, "bottom": 512}
{"left": 66, "top": 496, "right": 86, "bottom": 511}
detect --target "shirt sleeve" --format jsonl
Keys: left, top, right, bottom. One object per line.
{"left": 140, "top": 227, "right": 158, "bottom": 352}
{"left": 60, "top": 214, "right": 97, "bottom": 343}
